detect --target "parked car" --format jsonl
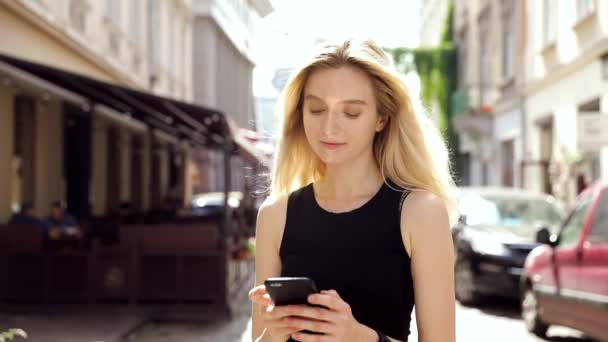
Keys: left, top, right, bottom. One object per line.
{"left": 453, "top": 187, "right": 563, "bottom": 306}
{"left": 190, "top": 191, "right": 244, "bottom": 217}
{"left": 521, "top": 181, "right": 608, "bottom": 340}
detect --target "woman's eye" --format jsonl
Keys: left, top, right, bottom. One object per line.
{"left": 309, "top": 109, "right": 325, "bottom": 114}
{"left": 344, "top": 112, "right": 360, "bottom": 118}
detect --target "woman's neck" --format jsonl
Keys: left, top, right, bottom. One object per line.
{"left": 316, "top": 156, "right": 384, "bottom": 200}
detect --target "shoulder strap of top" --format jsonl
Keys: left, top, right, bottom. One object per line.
{"left": 399, "top": 189, "right": 412, "bottom": 213}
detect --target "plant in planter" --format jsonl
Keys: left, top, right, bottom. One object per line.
{"left": 0, "top": 329, "right": 27, "bottom": 342}
{"left": 231, "top": 237, "right": 255, "bottom": 261}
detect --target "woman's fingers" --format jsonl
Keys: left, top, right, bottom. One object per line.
{"left": 248, "top": 285, "right": 273, "bottom": 306}
{"left": 307, "top": 292, "right": 347, "bottom": 312}
{"left": 279, "top": 304, "right": 339, "bottom": 323}
{"left": 284, "top": 316, "right": 334, "bottom": 334}
{"left": 248, "top": 284, "right": 265, "bottom": 297}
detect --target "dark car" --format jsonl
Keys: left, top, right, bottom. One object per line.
{"left": 521, "top": 181, "right": 608, "bottom": 340}
{"left": 453, "top": 187, "right": 563, "bottom": 306}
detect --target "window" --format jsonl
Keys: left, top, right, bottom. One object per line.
{"left": 479, "top": 28, "right": 490, "bottom": 105}
{"left": 502, "top": 3, "right": 514, "bottom": 80}
{"left": 106, "top": 0, "right": 121, "bottom": 57}
{"left": 148, "top": 0, "right": 160, "bottom": 66}
{"left": 167, "top": 8, "right": 174, "bottom": 73}
{"left": 542, "top": 0, "right": 557, "bottom": 45}
{"left": 69, "top": 0, "right": 88, "bottom": 33}
{"left": 559, "top": 195, "right": 593, "bottom": 248}
{"left": 501, "top": 139, "right": 514, "bottom": 187}
{"left": 577, "top": 0, "right": 596, "bottom": 20}
{"left": 458, "top": 27, "right": 468, "bottom": 87}
{"left": 106, "top": 0, "right": 121, "bottom": 25}
{"left": 589, "top": 190, "right": 608, "bottom": 243}
{"left": 129, "top": 0, "right": 140, "bottom": 44}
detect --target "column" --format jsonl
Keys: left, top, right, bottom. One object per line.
{"left": 179, "top": 145, "right": 193, "bottom": 207}
{"left": 192, "top": 18, "right": 218, "bottom": 107}
{"left": 91, "top": 116, "right": 108, "bottom": 216}
{"left": 159, "top": 142, "right": 169, "bottom": 204}
{"left": 120, "top": 128, "right": 132, "bottom": 204}
{"left": 141, "top": 132, "right": 151, "bottom": 211}
{"left": 0, "top": 88, "right": 15, "bottom": 222}
{"left": 34, "top": 100, "right": 64, "bottom": 217}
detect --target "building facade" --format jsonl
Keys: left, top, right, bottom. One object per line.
{"left": 452, "top": 0, "right": 526, "bottom": 188}
{"left": 190, "top": 0, "right": 272, "bottom": 193}
{"left": 523, "top": 0, "right": 608, "bottom": 204}
{"left": 0, "top": 0, "right": 245, "bottom": 223}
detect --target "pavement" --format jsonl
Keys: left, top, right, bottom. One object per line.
{"left": 120, "top": 274, "right": 254, "bottom": 342}
{"left": 0, "top": 272, "right": 255, "bottom": 342}
{"left": 0, "top": 308, "right": 145, "bottom": 342}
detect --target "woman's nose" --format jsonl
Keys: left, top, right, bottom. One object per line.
{"left": 322, "top": 110, "right": 341, "bottom": 135}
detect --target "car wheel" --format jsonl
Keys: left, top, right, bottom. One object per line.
{"left": 522, "top": 286, "right": 549, "bottom": 338}
{"left": 455, "top": 258, "right": 480, "bottom": 306}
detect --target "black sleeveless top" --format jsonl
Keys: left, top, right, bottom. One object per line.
{"left": 280, "top": 180, "right": 414, "bottom": 341}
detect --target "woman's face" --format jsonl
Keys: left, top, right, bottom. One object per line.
{"left": 302, "top": 66, "right": 386, "bottom": 166}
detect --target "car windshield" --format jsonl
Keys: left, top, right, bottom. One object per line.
{"left": 459, "top": 192, "right": 562, "bottom": 229}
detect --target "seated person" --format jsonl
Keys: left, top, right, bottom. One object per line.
{"left": 9, "top": 202, "right": 47, "bottom": 228}
{"left": 45, "top": 201, "right": 83, "bottom": 250}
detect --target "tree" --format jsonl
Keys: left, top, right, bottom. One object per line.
{"left": 387, "top": 3, "right": 461, "bottom": 177}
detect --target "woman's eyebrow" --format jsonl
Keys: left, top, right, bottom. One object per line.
{"left": 304, "top": 94, "right": 367, "bottom": 105}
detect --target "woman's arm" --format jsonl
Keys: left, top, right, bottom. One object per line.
{"left": 401, "top": 191, "right": 456, "bottom": 342}
{"left": 251, "top": 196, "right": 288, "bottom": 342}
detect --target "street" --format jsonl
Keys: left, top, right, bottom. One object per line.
{"left": 122, "top": 294, "right": 591, "bottom": 342}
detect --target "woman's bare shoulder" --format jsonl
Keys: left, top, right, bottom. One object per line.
{"left": 400, "top": 190, "right": 451, "bottom": 251}
{"left": 256, "top": 194, "right": 289, "bottom": 244}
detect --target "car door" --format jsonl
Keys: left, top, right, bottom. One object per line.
{"left": 575, "top": 187, "right": 608, "bottom": 340}
{"left": 540, "top": 194, "right": 593, "bottom": 325}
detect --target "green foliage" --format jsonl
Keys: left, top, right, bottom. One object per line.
{"left": 0, "top": 329, "right": 27, "bottom": 342}
{"left": 387, "top": 2, "right": 460, "bottom": 172}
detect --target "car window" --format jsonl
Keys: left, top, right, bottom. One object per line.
{"left": 589, "top": 189, "right": 608, "bottom": 244}
{"left": 559, "top": 194, "right": 593, "bottom": 248}
{"left": 457, "top": 192, "right": 562, "bottom": 231}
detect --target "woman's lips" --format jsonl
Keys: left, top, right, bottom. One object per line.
{"left": 320, "top": 141, "right": 345, "bottom": 150}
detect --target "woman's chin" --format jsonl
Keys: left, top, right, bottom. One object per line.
{"left": 317, "top": 155, "right": 348, "bottom": 166}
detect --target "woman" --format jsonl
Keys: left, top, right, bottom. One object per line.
{"left": 249, "top": 39, "right": 456, "bottom": 342}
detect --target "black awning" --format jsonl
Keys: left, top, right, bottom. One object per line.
{"left": 0, "top": 54, "right": 230, "bottom": 149}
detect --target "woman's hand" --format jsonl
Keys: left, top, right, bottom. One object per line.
{"left": 284, "top": 289, "right": 370, "bottom": 341}
{"left": 249, "top": 285, "right": 302, "bottom": 341}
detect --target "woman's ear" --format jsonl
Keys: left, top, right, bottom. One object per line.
{"left": 375, "top": 115, "right": 388, "bottom": 132}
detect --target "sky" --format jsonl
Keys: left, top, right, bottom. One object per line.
{"left": 251, "top": 0, "right": 422, "bottom": 97}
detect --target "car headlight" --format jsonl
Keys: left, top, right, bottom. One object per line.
{"left": 470, "top": 234, "right": 509, "bottom": 256}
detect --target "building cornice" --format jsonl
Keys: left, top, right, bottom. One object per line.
{"left": 525, "top": 37, "right": 608, "bottom": 96}
{"left": 3, "top": 1, "right": 141, "bottom": 87}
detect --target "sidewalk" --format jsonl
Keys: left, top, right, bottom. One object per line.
{"left": 0, "top": 264, "right": 255, "bottom": 342}
{"left": 121, "top": 273, "right": 254, "bottom": 341}
{"left": 0, "top": 308, "right": 145, "bottom": 342}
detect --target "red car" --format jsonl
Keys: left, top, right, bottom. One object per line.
{"left": 521, "top": 180, "right": 608, "bottom": 340}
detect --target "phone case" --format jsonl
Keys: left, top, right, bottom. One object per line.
{"left": 264, "top": 277, "right": 319, "bottom": 306}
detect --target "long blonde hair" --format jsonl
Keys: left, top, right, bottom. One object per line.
{"left": 270, "top": 39, "right": 458, "bottom": 220}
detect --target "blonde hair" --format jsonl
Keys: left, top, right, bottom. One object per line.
{"left": 270, "top": 39, "right": 458, "bottom": 220}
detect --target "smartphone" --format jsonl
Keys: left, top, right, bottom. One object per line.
{"left": 264, "top": 277, "right": 324, "bottom": 335}
{"left": 264, "top": 277, "right": 319, "bottom": 306}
